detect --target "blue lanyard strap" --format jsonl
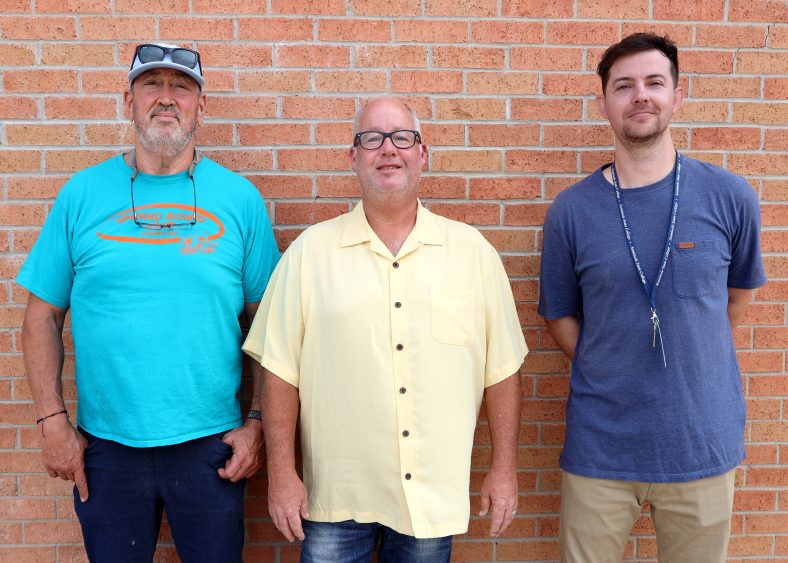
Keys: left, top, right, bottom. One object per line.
{"left": 610, "top": 152, "right": 682, "bottom": 368}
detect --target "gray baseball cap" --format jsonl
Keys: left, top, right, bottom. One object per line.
{"left": 128, "top": 43, "right": 204, "bottom": 88}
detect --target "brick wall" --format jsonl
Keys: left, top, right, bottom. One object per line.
{"left": 0, "top": 1, "right": 786, "bottom": 561}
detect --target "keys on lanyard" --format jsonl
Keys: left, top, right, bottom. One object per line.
{"left": 610, "top": 152, "right": 682, "bottom": 369}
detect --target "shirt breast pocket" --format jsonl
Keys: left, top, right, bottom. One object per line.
{"left": 430, "top": 284, "right": 475, "bottom": 346}
{"left": 671, "top": 240, "right": 724, "bottom": 298}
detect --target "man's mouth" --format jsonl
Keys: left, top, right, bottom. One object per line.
{"left": 377, "top": 164, "right": 401, "bottom": 171}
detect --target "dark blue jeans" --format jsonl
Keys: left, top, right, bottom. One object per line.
{"left": 300, "top": 519, "right": 452, "bottom": 563}
{"left": 74, "top": 429, "right": 245, "bottom": 563}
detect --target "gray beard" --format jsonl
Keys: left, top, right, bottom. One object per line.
{"left": 134, "top": 119, "right": 197, "bottom": 158}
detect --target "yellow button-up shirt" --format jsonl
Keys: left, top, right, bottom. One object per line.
{"left": 243, "top": 201, "right": 527, "bottom": 538}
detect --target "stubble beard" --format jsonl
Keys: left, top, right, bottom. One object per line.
{"left": 134, "top": 108, "right": 198, "bottom": 158}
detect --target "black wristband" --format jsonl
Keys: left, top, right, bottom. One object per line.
{"left": 247, "top": 409, "right": 262, "bottom": 421}
{"left": 36, "top": 409, "right": 68, "bottom": 425}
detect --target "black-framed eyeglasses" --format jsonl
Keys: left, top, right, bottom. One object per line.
{"left": 131, "top": 44, "right": 201, "bottom": 71}
{"left": 130, "top": 175, "right": 197, "bottom": 231}
{"left": 353, "top": 130, "right": 422, "bottom": 150}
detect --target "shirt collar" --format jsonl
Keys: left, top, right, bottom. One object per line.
{"left": 341, "top": 199, "right": 444, "bottom": 257}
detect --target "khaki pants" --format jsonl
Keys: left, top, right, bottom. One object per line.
{"left": 559, "top": 469, "right": 736, "bottom": 563}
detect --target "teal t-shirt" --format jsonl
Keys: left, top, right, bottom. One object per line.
{"left": 17, "top": 155, "right": 280, "bottom": 447}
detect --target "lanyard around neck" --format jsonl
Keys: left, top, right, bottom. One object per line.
{"left": 610, "top": 151, "right": 682, "bottom": 368}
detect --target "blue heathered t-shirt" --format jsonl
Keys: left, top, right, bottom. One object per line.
{"left": 538, "top": 156, "right": 766, "bottom": 482}
{"left": 17, "top": 155, "right": 280, "bottom": 447}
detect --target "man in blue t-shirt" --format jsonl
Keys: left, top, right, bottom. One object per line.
{"left": 18, "top": 43, "right": 279, "bottom": 562}
{"left": 539, "top": 33, "right": 766, "bottom": 562}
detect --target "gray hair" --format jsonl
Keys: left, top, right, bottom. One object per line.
{"left": 352, "top": 98, "right": 421, "bottom": 135}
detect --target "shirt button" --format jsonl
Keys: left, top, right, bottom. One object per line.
{"left": 405, "top": 473, "right": 412, "bottom": 480}
{"left": 399, "top": 387, "right": 407, "bottom": 394}
{"left": 402, "top": 430, "right": 409, "bottom": 437}
{"left": 393, "top": 262, "right": 399, "bottom": 269}
{"left": 396, "top": 344, "right": 404, "bottom": 351}
{"left": 394, "top": 301, "right": 401, "bottom": 308}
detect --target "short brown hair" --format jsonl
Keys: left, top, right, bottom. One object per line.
{"left": 597, "top": 33, "right": 679, "bottom": 93}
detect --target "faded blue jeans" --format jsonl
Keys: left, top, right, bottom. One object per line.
{"left": 74, "top": 428, "right": 245, "bottom": 563}
{"left": 300, "top": 519, "right": 452, "bottom": 563}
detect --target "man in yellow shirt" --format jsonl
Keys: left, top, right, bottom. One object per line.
{"left": 243, "top": 97, "right": 527, "bottom": 562}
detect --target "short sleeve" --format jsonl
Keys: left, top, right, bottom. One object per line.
{"left": 538, "top": 202, "right": 581, "bottom": 320}
{"left": 242, "top": 241, "right": 304, "bottom": 387}
{"left": 727, "top": 185, "right": 766, "bottom": 290}
{"left": 16, "top": 189, "right": 75, "bottom": 309}
{"left": 241, "top": 191, "right": 280, "bottom": 302}
{"left": 482, "top": 242, "right": 528, "bottom": 387}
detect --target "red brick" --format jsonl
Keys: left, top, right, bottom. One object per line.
{"left": 36, "top": 0, "right": 109, "bottom": 11}
{"left": 504, "top": 203, "right": 550, "bottom": 226}
{"left": 318, "top": 18, "right": 391, "bottom": 42}
{"left": 116, "top": 0, "right": 188, "bottom": 11}
{"left": 497, "top": 539, "right": 560, "bottom": 560}
{"left": 44, "top": 150, "right": 116, "bottom": 173}
{"left": 761, "top": 230, "right": 788, "bottom": 252}
{"left": 467, "top": 72, "right": 539, "bottom": 95}
{"left": 471, "top": 21, "right": 542, "bottom": 43}
{"left": 424, "top": 0, "right": 496, "bottom": 16}
{"left": 770, "top": 25, "right": 788, "bottom": 48}
{"left": 428, "top": 202, "right": 500, "bottom": 226}
{"left": 0, "top": 152, "right": 40, "bottom": 173}
{"left": 577, "top": 0, "right": 648, "bottom": 18}
{"left": 681, "top": 50, "right": 734, "bottom": 74}
{"left": 435, "top": 98, "right": 506, "bottom": 120}
{"left": 744, "top": 443, "right": 779, "bottom": 464}
{"left": 728, "top": 535, "right": 775, "bottom": 556}
{"left": 41, "top": 43, "right": 116, "bottom": 67}
{"left": 451, "top": 541, "right": 493, "bottom": 561}
{"left": 25, "top": 521, "right": 83, "bottom": 543}
{"left": 192, "top": 0, "right": 263, "bottom": 12}
{"left": 0, "top": 44, "right": 35, "bottom": 65}
{"left": 507, "top": 150, "right": 577, "bottom": 173}
{"left": 654, "top": 0, "right": 724, "bottom": 20}
{"left": 349, "top": 0, "right": 420, "bottom": 15}
{"left": 313, "top": 122, "right": 352, "bottom": 144}
{"left": 511, "top": 99, "right": 583, "bottom": 121}
{"left": 734, "top": 103, "right": 788, "bottom": 125}
{"left": 160, "top": 17, "right": 236, "bottom": 41}
{"left": 737, "top": 51, "right": 788, "bottom": 74}
{"left": 0, "top": 548, "right": 57, "bottom": 563}
{"left": 674, "top": 101, "right": 728, "bottom": 123}
{"left": 620, "top": 23, "right": 694, "bottom": 46}
{"left": 417, "top": 176, "right": 467, "bottom": 199}
{"left": 729, "top": 154, "right": 788, "bottom": 177}
{"left": 691, "top": 127, "right": 761, "bottom": 150}
{"left": 749, "top": 375, "right": 788, "bottom": 396}
{"left": 470, "top": 125, "right": 539, "bottom": 147}
{"left": 543, "top": 125, "right": 613, "bottom": 147}
{"left": 691, "top": 76, "right": 760, "bottom": 99}
{"left": 502, "top": 0, "right": 573, "bottom": 17}
{"left": 431, "top": 150, "right": 503, "bottom": 172}
{"left": 6, "top": 124, "right": 80, "bottom": 146}
{"left": 248, "top": 175, "right": 314, "bottom": 199}
{"left": 278, "top": 149, "right": 350, "bottom": 171}
{"left": 275, "top": 202, "right": 347, "bottom": 225}
{"left": 355, "top": 45, "right": 427, "bottom": 68}
{"left": 730, "top": 0, "right": 788, "bottom": 22}
{"left": 433, "top": 46, "right": 505, "bottom": 69}
{"left": 542, "top": 73, "right": 598, "bottom": 96}
{"left": 80, "top": 17, "right": 155, "bottom": 40}
{"left": 270, "top": 0, "right": 344, "bottom": 14}
{"left": 316, "top": 71, "right": 387, "bottom": 93}
{"left": 4, "top": 70, "right": 78, "bottom": 93}
{"left": 0, "top": 97, "right": 37, "bottom": 120}
{"left": 745, "top": 513, "right": 788, "bottom": 534}
{"left": 0, "top": 0, "right": 31, "bottom": 10}
{"left": 747, "top": 467, "right": 788, "bottom": 487}
{"left": 547, "top": 21, "right": 618, "bottom": 46}
{"left": 765, "top": 129, "right": 788, "bottom": 151}
{"left": 81, "top": 70, "right": 127, "bottom": 94}
{"left": 0, "top": 16, "right": 75, "bottom": 39}
{"left": 238, "top": 124, "right": 311, "bottom": 146}
{"left": 391, "top": 70, "right": 462, "bottom": 93}
{"left": 208, "top": 96, "right": 277, "bottom": 119}
{"left": 580, "top": 150, "right": 615, "bottom": 173}
{"left": 511, "top": 47, "right": 583, "bottom": 71}
{"left": 763, "top": 180, "right": 788, "bottom": 202}
{"left": 277, "top": 45, "right": 350, "bottom": 68}
{"left": 43, "top": 97, "right": 116, "bottom": 120}
{"left": 750, "top": 420, "right": 788, "bottom": 442}
{"left": 765, "top": 77, "right": 788, "bottom": 100}
{"left": 470, "top": 180, "right": 541, "bottom": 199}
{"left": 394, "top": 20, "right": 468, "bottom": 43}
{"left": 695, "top": 24, "right": 768, "bottom": 48}
{"left": 0, "top": 498, "right": 57, "bottom": 520}
{"left": 419, "top": 124, "right": 464, "bottom": 146}
{"left": 737, "top": 351, "right": 784, "bottom": 373}
{"left": 83, "top": 123, "right": 136, "bottom": 146}
{"left": 481, "top": 229, "right": 538, "bottom": 252}
{"left": 202, "top": 150, "right": 273, "bottom": 172}
{"left": 281, "top": 97, "right": 354, "bottom": 119}
{"left": 238, "top": 17, "right": 313, "bottom": 41}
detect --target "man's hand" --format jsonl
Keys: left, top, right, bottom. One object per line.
{"left": 41, "top": 416, "right": 89, "bottom": 502}
{"left": 478, "top": 466, "right": 518, "bottom": 537}
{"left": 268, "top": 471, "right": 309, "bottom": 542}
{"left": 218, "top": 420, "right": 263, "bottom": 482}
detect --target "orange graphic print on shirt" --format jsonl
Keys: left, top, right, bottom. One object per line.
{"left": 96, "top": 203, "right": 225, "bottom": 254}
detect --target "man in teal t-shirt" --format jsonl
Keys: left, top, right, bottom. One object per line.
{"left": 17, "top": 43, "right": 279, "bottom": 562}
